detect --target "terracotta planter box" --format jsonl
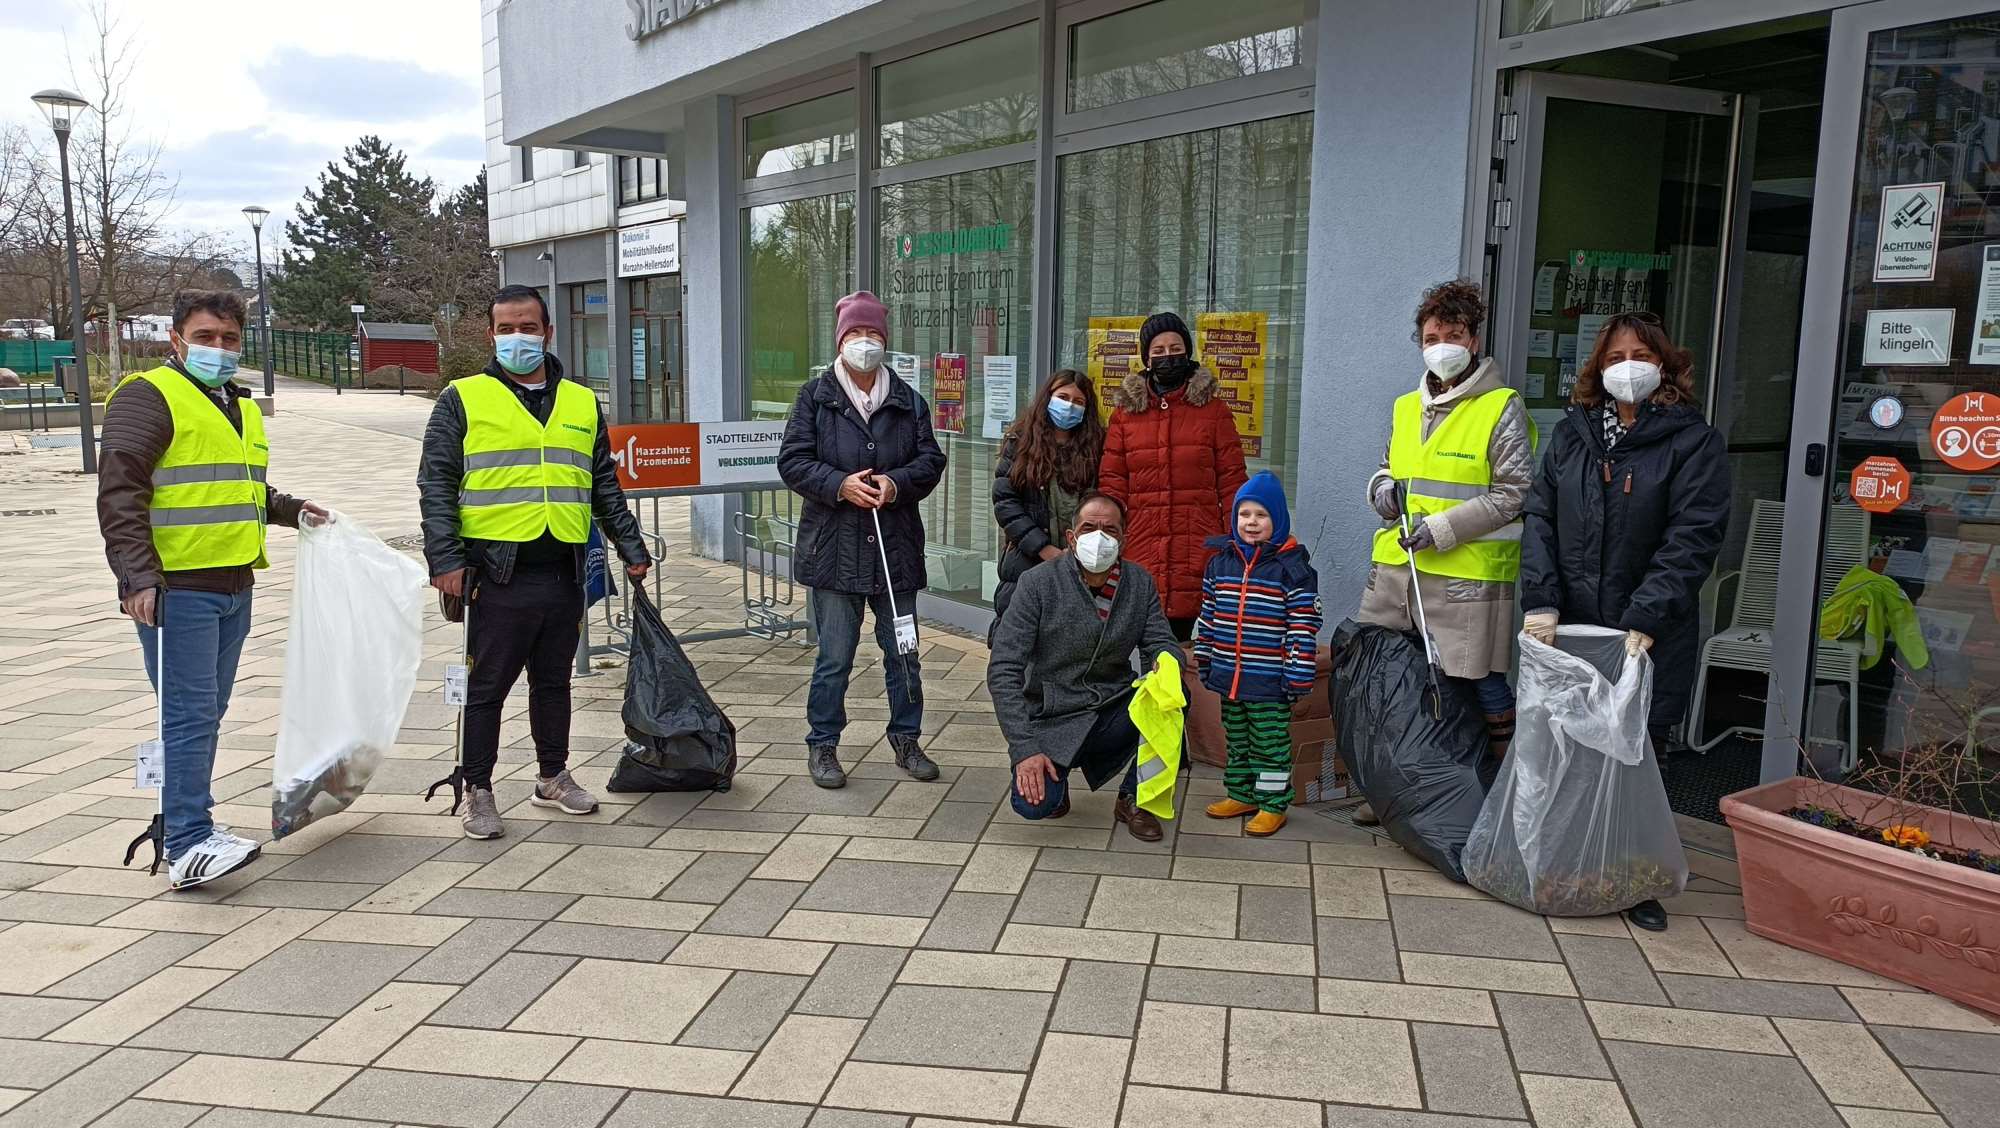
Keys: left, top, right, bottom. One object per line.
{"left": 1721, "top": 776, "right": 2000, "bottom": 1017}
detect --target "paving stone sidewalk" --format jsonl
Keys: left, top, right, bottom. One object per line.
{"left": 0, "top": 380, "right": 1994, "bottom": 1128}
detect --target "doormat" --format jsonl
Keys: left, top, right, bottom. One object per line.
{"left": 1662, "top": 737, "right": 1763, "bottom": 825}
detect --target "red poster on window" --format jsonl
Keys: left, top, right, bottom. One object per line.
{"left": 1930, "top": 391, "right": 2000, "bottom": 471}
{"left": 932, "top": 353, "right": 967, "bottom": 435}
{"left": 1850, "top": 455, "right": 1910, "bottom": 514}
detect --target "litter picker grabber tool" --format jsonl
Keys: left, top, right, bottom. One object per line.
{"left": 1398, "top": 481, "right": 1447, "bottom": 719}
{"left": 424, "top": 587, "right": 474, "bottom": 814}
{"left": 869, "top": 506, "right": 920, "bottom": 705}
{"left": 124, "top": 606, "right": 166, "bottom": 874}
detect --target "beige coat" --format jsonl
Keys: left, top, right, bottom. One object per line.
{"left": 1356, "top": 357, "right": 1535, "bottom": 681}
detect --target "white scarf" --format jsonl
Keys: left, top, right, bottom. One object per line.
{"left": 836, "top": 358, "right": 891, "bottom": 422}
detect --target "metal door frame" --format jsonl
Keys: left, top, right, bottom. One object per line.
{"left": 1494, "top": 72, "right": 1751, "bottom": 407}
{"left": 1763, "top": 0, "right": 2000, "bottom": 782}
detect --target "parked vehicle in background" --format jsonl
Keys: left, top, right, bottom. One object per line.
{"left": 1, "top": 319, "right": 55, "bottom": 340}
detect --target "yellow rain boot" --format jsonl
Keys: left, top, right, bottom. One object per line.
{"left": 1245, "top": 810, "right": 1288, "bottom": 837}
{"left": 1206, "top": 798, "right": 1258, "bottom": 819}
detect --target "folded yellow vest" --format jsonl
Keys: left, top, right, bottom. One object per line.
{"left": 1130, "top": 652, "right": 1186, "bottom": 820}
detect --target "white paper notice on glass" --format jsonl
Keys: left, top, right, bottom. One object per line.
{"left": 1873, "top": 182, "right": 1944, "bottom": 282}
{"left": 1527, "top": 329, "right": 1556, "bottom": 359}
{"left": 1862, "top": 309, "right": 1954, "bottom": 366}
{"left": 889, "top": 352, "right": 919, "bottom": 385}
{"left": 981, "top": 356, "right": 1018, "bottom": 440}
{"left": 1525, "top": 371, "right": 1547, "bottom": 399}
{"left": 134, "top": 739, "right": 164, "bottom": 790}
{"left": 443, "top": 664, "right": 468, "bottom": 707}
{"left": 1557, "top": 334, "right": 1578, "bottom": 365}
{"left": 1533, "top": 264, "right": 1559, "bottom": 313}
{"left": 1972, "top": 245, "right": 2000, "bottom": 365}
{"left": 1577, "top": 314, "right": 1608, "bottom": 355}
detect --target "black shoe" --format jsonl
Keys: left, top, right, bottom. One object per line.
{"left": 808, "top": 743, "right": 846, "bottom": 789}
{"left": 1626, "top": 898, "right": 1669, "bottom": 932}
{"left": 890, "top": 735, "right": 940, "bottom": 782}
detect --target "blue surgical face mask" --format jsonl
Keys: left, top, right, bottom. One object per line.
{"left": 1046, "top": 398, "right": 1086, "bottom": 431}
{"left": 182, "top": 343, "right": 239, "bottom": 388}
{"left": 494, "top": 333, "right": 546, "bottom": 376}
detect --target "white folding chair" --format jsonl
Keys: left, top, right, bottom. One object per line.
{"left": 1686, "top": 499, "right": 1869, "bottom": 772}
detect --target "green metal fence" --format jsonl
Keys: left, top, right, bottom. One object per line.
{"left": 241, "top": 329, "right": 356, "bottom": 388}
{"left": 0, "top": 339, "right": 81, "bottom": 376}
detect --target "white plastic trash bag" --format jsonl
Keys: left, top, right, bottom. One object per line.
{"left": 1462, "top": 625, "right": 1687, "bottom": 916}
{"left": 271, "top": 512, "right": 427, "bottom": 839}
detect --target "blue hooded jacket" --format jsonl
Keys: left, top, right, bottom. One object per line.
{"left": 1195, "top": 471, "right": 1323, "bottom": 701}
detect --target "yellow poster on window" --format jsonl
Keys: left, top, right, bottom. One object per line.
{"left": 1197, "top": 312, "right": 1268, "bottom": 459}
{"left": 1086, "top": 315, "right": 1146, "bottom": 422}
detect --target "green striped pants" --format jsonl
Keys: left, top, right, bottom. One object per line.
{"left": 1222, "top": 699, "right": 1294, "bottom": 813}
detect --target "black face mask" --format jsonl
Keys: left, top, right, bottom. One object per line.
{"left": 1148, "top": 354, "right": 1197, "bottom": 389}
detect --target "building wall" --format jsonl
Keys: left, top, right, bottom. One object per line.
{"left": 481, "top": 0, "right": 615, "bottom": 253}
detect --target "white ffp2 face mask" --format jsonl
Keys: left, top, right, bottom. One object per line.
{"left": 1422, "top": 342, "right": 1472, "bottom": 383}
{"left": 841, "top": 337, "right": 885, "bottom": 372}
{"left": 1074, "top": 530, "right": 1121, "bottom": 572}
{"left": 1602, "top": 359, "right": 1662, "bottom": 404}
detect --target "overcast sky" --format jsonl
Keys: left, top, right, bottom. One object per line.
{"left": 1, "top": 0, "right": 486, "bottom": 260}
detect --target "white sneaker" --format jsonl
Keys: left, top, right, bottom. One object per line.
{"left": 168, "top": 829, "right": 261, "bottom": 891}
{"left": 211, "top": 823, "right": 259, "bottom": 850}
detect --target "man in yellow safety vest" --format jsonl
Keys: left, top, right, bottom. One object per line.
{"left": 419, "top": 285, "right": 651, "bottom": 840}
{"left": 98, "top": 289, "right": 330, "bottom": 889}
{"left": 1353, "top": 280, "right": 1536, "bottom": 824}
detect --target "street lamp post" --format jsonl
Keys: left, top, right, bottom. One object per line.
{"left": 32, "top": 88, "right": 95, "bottom": 473}
{"left": 242, "top": 205, "right": 274, "bottom": 398}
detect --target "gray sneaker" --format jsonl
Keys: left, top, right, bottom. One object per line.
{"left": 890, "top": 735, "right": 939, "bottom": 782}
{"left": 808, "top": 743, "right": 846, "bottom": 789}
{"left": 462, "top": 787, "right": 504, "bottom": 839}
{"left": 533, "top": 769, "right": 599, "bottom": 815}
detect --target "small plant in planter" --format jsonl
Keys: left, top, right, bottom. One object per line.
{"left": 1722, "top": 671, "right": 2000, "bottom": 1014}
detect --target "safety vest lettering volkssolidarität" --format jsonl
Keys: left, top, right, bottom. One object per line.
{"left": 452, "top": 374, "right": 597, "bottom": 543}
{"left": 1370, "top": 386, "right": 1534, "bottom": 582}
{"left": 116, "top": 368, "right": 270, "bottom": 571}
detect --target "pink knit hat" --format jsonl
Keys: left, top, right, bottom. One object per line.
{"left": 835, "top": 290, "right": 890, "bottom": 344}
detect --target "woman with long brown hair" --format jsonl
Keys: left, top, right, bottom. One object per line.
{"left": 991, "top": 369, "right": 1107, "bottom": 633}
{"left": 1519, "top": 310, "right": 1732, "bottom": 933}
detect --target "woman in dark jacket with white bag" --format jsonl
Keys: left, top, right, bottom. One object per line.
{"left": 778, "top": 290, "right": 947, "bottom": 791}
{"left": 1519, "top": 310, "right": 1731, "bottom": 933}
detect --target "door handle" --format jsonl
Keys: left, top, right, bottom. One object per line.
{"left": 1804, "top": 443, "right": 1826, "bottom": 477}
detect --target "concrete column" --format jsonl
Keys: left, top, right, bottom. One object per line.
{"left": 682, "top": 93, "right": 741, "bottom": 560}
{"left": 1295, "top": 0, "right": 1481, "bottom": 618}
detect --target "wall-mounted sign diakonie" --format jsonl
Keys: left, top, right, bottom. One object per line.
{"left": 626, "top": 0, "right": 732, "bottom": 41}
{"left": 617, "top": 220, "right": 681, "bottom": 278}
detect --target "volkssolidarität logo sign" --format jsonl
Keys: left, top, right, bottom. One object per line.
{"left": 895, "top": 222, "right": 1014, "bottom": 260}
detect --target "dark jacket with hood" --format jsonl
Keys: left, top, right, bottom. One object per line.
{"left": 1195, "top": 471, "right": 1323, "bottom": 703}
{"left": 990, "top": 432, "right": 1098, "bottom": 632}
{"left": 418, "top": 354, "right": 650, "bottom": 585}
{"left": 1099, "top": 365, "right": 1250, "bottom": 620}
{"left": 1520, "top": 402, "right": 1732, "bottom": 728}
{"left": 778, "top": 363, "right": 947, "bottom": 595}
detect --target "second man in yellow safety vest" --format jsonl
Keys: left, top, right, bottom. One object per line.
{"left": 419, "top": 285, "right": 652, "bottom": 840}
{"left": 1353, "top": 280, "right": 1536, "bottom": 824}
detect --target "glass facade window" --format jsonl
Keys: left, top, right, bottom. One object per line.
{"left": 619, "top": 156, "right": 670, "bottom": 205}
{"left": 877, "top": 23, "right": 1038, "bottom": 167}
{"left": 1056, "top": 113, "right": 1313, "bottom": 484}
{"left": 744, "top": 193, "right": 857, "bottom": 417}
{"left": 1501, "top": 0, "right": 1694, "bottom": 38}
{"left": 568, "top": 282, "right": 610, "bottom": 405}
{"left": 1813, "top": 17, "right": 2000, "bottom": 771}
{"left": 630, "top": 276, "right": 684, "bottom": 423}
{"left": 744, "top": 92, "right": 857, "bottom": 178}
{"left": 1068, "top": 0, "right": 1306, "bottom": 113}
{"left": 878, "top": 162, "right": 1037, "bottom": 605}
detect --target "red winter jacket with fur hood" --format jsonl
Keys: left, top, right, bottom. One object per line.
{"left": 1098, "top": 365, "right": 1250, "bottom": 621}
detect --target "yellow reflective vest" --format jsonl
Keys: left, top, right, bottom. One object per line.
{"left": 1371, "top": 386, "right": 1533, "bottom": 582}
{"left": 453, "top": 374, "right": 596, "bottom": 543}
{"left": 116, "top": 368, "right": 269, "bottom": 571}
{"left": 1130, "top": 652, "right": 1186, "bottom": 819}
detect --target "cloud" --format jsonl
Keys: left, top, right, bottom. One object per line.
{"left": 424, "top": 132, "right": 485, "bottom": 163}
{"left": 250, "top": 48, "right": 478, "bottom": 124}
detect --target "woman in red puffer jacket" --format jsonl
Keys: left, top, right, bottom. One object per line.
{"left": 1099, "top": 311, "right": 1249, "bottom": 639}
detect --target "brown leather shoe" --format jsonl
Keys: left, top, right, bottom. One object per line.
{"left": 1114, "top": 794, "right": 1163, "bottom": 842}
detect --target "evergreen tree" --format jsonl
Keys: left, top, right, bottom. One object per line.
{"left": 275, "top": 135, "right": 435, "bottom": 328}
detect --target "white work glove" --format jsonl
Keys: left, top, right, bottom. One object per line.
{"left": 1523, "top": 611, "right": 1558, "bottom": 646}
{"left": 1626, "top": 629, "right": 1654, "bottom": 657}
{"left": 1371, "top": 478, "right": 1401, "bottom": 521}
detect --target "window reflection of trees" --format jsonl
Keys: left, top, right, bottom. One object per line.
{"left": 745, "top": 195, "right": 855, "bottom": 417}
{"left": 1068, "top": 1, "right": 1304, "bottom": 113}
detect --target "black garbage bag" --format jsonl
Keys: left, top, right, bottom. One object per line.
{"left": 1330, "top": 619, "right": 1489, "bottom": 881}
{"left": 610, "top": 588, "right": 736, "bottom": 792}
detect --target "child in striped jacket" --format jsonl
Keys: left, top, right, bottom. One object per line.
{"left": 1194, "top": 470, "right": 1323, "bottom": 836}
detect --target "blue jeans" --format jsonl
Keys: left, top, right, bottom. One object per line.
{"left": 1454, "top": 671, "right": 1516, "bottom": 715}
{"left": 136, "top": 588, "right": 253, "bottom": 860}
{"left": 1011, "top": 692, "right": 1141, "bottom": 819}
{"left": 806, "top": 589, "right": 923, "bottom": 747}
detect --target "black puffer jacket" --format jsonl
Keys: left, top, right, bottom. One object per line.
{"left": 1520, "top": 402, "right": 1732, "bottom": 728}
{"left": 990, "top": 435, "right": 1070, "bottom": 628}
{"left": 778, "top": 365, "right": 946, "bottom": 595}
{"left": 418, "top": 356, "right": 650, "bottom": 584}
